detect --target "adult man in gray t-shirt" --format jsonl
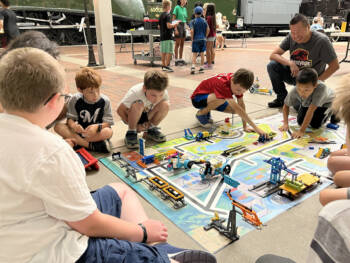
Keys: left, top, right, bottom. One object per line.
{"left": 267, "top": 14, "right": 339, "bottom": 108}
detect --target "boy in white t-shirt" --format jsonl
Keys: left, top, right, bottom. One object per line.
{"left": 0, "top": 48, "right": 176, "bottom": 263}
{"left": 117, "top": 69, "right": 170, "bottom": 149}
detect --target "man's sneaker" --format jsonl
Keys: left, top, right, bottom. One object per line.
{"left": 162, "top": 66, "right": 167, "bottom": 71}
{"left": 166, "top": 66, "right": 174, "bottom": 72}
{"left": 124, "top": 131, "right": 139, "bottom": 149}
{"left": 175, "top": 60, "right": 180, "bottom": 66}
{"left": 170, "top": 250, "right": 217, "bottom": 263}
{"left": 88, "top": 140, "right": 111, "bottom": 153}
{"left": 207, "top": 112, "right": 214, "bottom": 124}
{"left": 145, "top": 127, "right": 166, "bottom": 142}
{"left": 196, "top": 113, "right": 212, "bottom": 128}
{"left": 191, "top": 66, "right": 196, "bottom": 74}
{"left": 268, "top": 99, "right": 284, "bottom": 108}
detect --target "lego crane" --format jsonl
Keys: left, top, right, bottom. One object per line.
{"left": 264, "top": 157, "right": 297, "bottom": 185}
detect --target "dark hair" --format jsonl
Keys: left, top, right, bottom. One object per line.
{"left": 290, "top": 14, "right": 309, "bottom": 27}
{"left": 194, "top": 1, "right": 203, "bottom": 7}
{"left": 0, "top": 0, "right": 10, "bottom": 7}
{"left": 296, "top": 68, "right": 318, "bottom": 86}
{"left": 144, "top": 70, "right": 168, "bottom": 91}
{"left": 0, "top": 31, "right": 60, "bottom": 59}
{"left": 205, "top": 3, "right": 216, "bottom": 30}
{"left": 233, "top": 68, "right": 254, "bottom": 89}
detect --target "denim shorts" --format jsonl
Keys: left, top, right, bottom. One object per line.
{"left": 76, "top": 185, "right": 169, "bottom": 263}
{"left": 191, "top": 94, "right": 228, "bottom": 112}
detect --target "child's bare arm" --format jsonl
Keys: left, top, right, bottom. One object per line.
{"left": 227, "top": 99, "right": 266, "bottom": 136}
{"left": 117, "top": 103, "right": 129, "bottom": 124}
{"left": 293, "top": 104, "right": 317, "bottom": 138}
{"left": 237, "top": 97, "right": 249, "bottom": 131}
{"left": 191, "top": 28, "right": 194, "bottom": 41}
{"left": 279, "top": 104, "right": 290, "bottom": 131}
{"left": 66, "top": 209, "right": 168, "bottom": 243}
{"left": 67, "top": 118, "right": 84, "bottom": 133}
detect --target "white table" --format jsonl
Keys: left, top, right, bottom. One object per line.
{"left": 114, "top": 32, "right": 131, "bottom": 52}
{"left": 331, "top": 32, "right": 350, "bottom": 63}
{"left": 221, "top": 30, "right": 251, "bottom": 48}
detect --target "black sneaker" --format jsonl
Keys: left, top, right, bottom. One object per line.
{"left": 162, "top": 66, "right": 167, "bottom": 72}
{"left": 88, "top": 140, "right": 111, "bottom": 153}
{"left": 175, "top": 60, "right": 180, "bottom": 66}
{"left": 170, "top": 250, "right": 217, "bottom": 263}
{"left": 191, "top": 66, "right": 195, "bottom": 74}
{"left": 124, "top": 131, "right": 139, "bottom": 149}
{"left": 268, "top": 99, "right": 284, "bottom": 108}
{"left": 223, "top": 44, "right": 227, "bottom": 48}
{"left": 165, "top": 66, "right": 174, "bottom": 72}
{"left": 199, "top": 67, "right": 204, "bottom": 73}
{"left": 330, "top": 114, "right": 340, "bottom": 124}
{"left": 145, "top": 127, "right": 166, "bottom": 142}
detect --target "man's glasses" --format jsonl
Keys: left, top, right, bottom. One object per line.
{"left": 43, "top": 93, "right": 71, "bottom": 105}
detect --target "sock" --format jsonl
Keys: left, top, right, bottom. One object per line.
{"left": 128, "top": 129, "right": 137, "bottom": 133}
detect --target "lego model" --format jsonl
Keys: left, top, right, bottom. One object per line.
{"left": 341, "top": 144, "right": 347, "bottom": 149}
{"left": 256, "top": 131, "right": 277, "bottom": 144}
{"left": 264, "top": 157, "right": 297, "bottom": 185}
{"left": 249, "top": 77, "right": 273, "bottom": 96}
{"left": 279, "top": 173, "right": 321, "bottom": 200}
{"left": 221, "top": 145, "right": 248, "bottom": 157}
{"left": 112, "top": 152, "right": 140, "bottom": 181}
{"left": 314, "top": 148, "right": 331, "bottom": 159}
{"left": 326, "top": 123, "right": 339, "bottom": 130}
{"left": 184, "top": 128, "right": 194, "bottom": 140}
{"left": 139, "top": 138, "right": 145, "bottom": 156}
{"left": 76, "top": 147, "right": 99, "bottom": 170}
{"left": 146, "top": 176, "right": 186, "bottom": 209}
{"left": 309, "top": 136, "right": 336, "bottom": 144}
{"left": 166, "top": 152, "right": 197, "bottom": 171}
{"left": 195, "top": 131, "right": 212, "bottom": 142}
{"left": 199, "top": 160, "right": 231, "bottom": 180}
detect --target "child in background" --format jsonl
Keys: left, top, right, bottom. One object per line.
{"left": 0, "top": 47, "right": 217, "bottom": 263}
{"left": 190, "top": 6, "right": 209, "bottom": 74}
{"left": 54, "top": 67, "right": 114, "bottom": 153}
{"left": 159, "top": 0, "right": 178, "bottom": 73}
{"left": 117, "top": 70, "right": 170, "bottom": 149}
{"left": 191, "top": 68, "right": 267, "bottom": 137}
{"left": 203, "top": 3, "right": 216, "bottom": 69}
{"left": 319, "top": 74, "right": 350, "bottom": 206}
{"left": 279, "top": 68, "right": 335, "bottom": 139}
{"left": 173, "top": 0, "right": 188, "bottom": 66}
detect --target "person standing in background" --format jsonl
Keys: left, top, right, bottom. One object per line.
{"left": 173, "top": 0, "right": 188, "bottom": 66}
{"left": 0, "top": 0, "right": 19, "bottom": 48}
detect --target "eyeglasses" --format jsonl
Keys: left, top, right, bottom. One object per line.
{"left": 43, "top": 93, "right": 71, "bottom": 105}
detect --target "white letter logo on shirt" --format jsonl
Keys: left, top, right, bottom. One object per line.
{"left": 80, "top": 109, "right": 101, "bottom": 123}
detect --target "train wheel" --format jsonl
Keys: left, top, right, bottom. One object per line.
{"left": 223, "top": 165, "right": 231, "bottom": 175}
{"left": 187, "top": 161, "right": 195, "bottom": 169}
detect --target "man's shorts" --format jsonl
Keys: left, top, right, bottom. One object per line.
{"left": 76, "top": 185, "right": 169, "bottom": 263}
{"left": 191, "top": 94, "right": 228, "bottom": 112}
{"left": 192, "top": 40, "right": 206, "bottom": 53}
{"left": 175, "top": 22, "right": 186, "bottom": 39}
{"left": 138, "top": 111, "right": 149, "bottom": 125}
{"left": 160, "top": 40, "right": 174, "bottom": 54}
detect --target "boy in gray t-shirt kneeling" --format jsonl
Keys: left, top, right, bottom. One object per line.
{"left": 279, "top": 68, "right": 336, "bottom": 138}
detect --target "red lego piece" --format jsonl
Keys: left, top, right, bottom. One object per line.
{"left": 76, "top": 148, "right": 99, "bottom": 170}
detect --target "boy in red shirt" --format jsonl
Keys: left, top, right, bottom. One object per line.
{"left": 191, "top": 68, "right": 267, "bottom": 136}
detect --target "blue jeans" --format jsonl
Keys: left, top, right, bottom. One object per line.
{"left": 76, "top": 185, "right": 169, "bottom": 263}
{"left": 267, "top": 60, "right": 296, "bottom": 102}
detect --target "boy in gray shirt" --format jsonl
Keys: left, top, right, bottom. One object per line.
{"left": 279, "top": 68, "right": 335, "bottom": 138}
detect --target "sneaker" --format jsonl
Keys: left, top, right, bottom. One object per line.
{"left": 191, "top": 66, "right": 195, "bottom": 74}
{"left": 223, "top": 44, "right": 227, "bottom": 48}
{"left": 175, "top": 60, "right": 180, "bottom": 66}
{"left": 144, "top": 127, "right": 166, "bottom": 142}
{"left": 199, "top": 67, "right": 204, "bottom": 73}
{"left": 268, "top": 99, "right": 284, "bottom": 108}
{"left": 170, "top": 250, "right": 217, "bottom": 263}
{"left": 124, "top": 131, "right": 139, "bottom": 149}
{"left": 162, "top": 66, "right": 167, "bottom": 71}
{"left": 88, "top": 140, "right": 111, "bottom": 153}
{"left": 330, "top": 114, "right": 340, "bottom": 124}
{"left": 203, "top": 64, "right": 213, "bottom": 70}
{"left": 166, "top": 66, "right": 174, "bottom": 72}
{"left": 196, "top": 112, "right": 212, "bottom": 128}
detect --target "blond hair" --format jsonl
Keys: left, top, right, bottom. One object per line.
{"left": 162, "top": 0, "right": 171, "bottom": 10}
{"left": 144, "top": 69, "right": 168, "bottom": 91}
{"left": 332, "top": 74, "right": 350, "bottom": 126}
{"left": 0, "top": 47, "right": 65, "bottom": 112}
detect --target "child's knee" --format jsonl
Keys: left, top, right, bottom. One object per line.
{"left": 102, "top": 127, "right": 113, "bottom": 139}
{"left": 109, "top": 183, "right": 133, "bottom": 199}
{"left": 54, "top": 123, "right": 68, "bottom": 135}
{"left": 130, "top": 101, "right": 145, "bottom": 113}
{"left": 159, "top": 100, "right": 170, "bottom": 111}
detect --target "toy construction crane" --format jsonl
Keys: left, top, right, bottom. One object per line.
{"left": 264, "top": 157, "right": 297, "bottom": 185}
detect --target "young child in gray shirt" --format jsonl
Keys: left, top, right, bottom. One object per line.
{"left": 279, "top": 68, "right": 335, "bottom": 138}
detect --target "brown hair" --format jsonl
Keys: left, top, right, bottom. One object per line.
{"left": 144, "top": 70, "right": 168, "bottom": 91}
{"left": 75, "top": 67, "right": 102, "bottom": 90}
{"left": 332, "top": 75, "right": 350, "bottom": 126}
{"left": 0, "top": 48, "right": 64, "bottom": 112}
{"left": 233, "top": 68, "right": 254, "bottom": 89}
{"left": 162, "top": 0, "right": 171, "bottom": 10}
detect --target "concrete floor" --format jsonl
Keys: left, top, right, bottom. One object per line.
{"left": 59, "top": 36, "right": 350, "bottom": 263}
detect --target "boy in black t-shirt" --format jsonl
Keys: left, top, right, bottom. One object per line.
{"left": 54, "top": 68, "right": 114, "bottom": 153}
{"left": 158, "top": 0, "right": 178, "bottom": 72}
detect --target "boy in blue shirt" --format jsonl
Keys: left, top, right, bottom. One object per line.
{"left": 190, "top": 6, "right": 209, "bottom": 74}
